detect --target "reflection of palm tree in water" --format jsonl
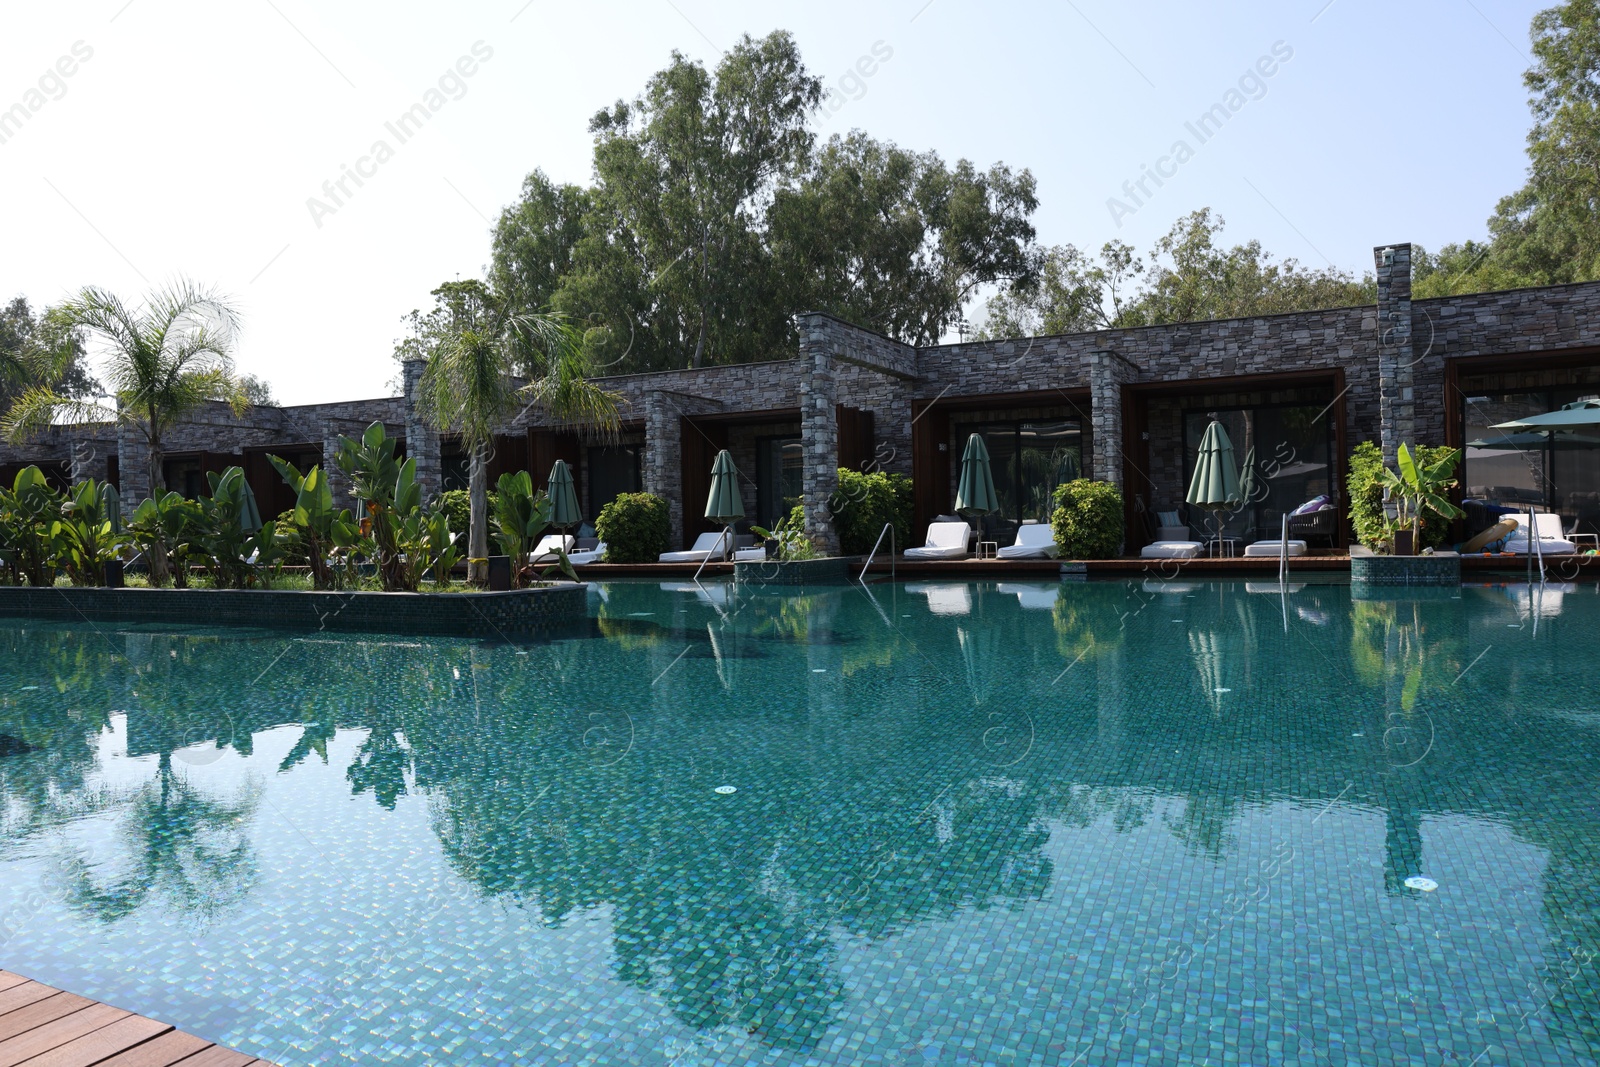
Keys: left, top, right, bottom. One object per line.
{"left": 62, "top": 751, "right": 259, "bottom": 924}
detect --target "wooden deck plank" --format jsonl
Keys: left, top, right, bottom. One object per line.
{"left": 0, "top": 993, "right": 94, "bottom": 1044}
{"left": 92, "top": 1029, "right": 211, "bottom": 1066}
{"left": 168, "top": 1048, "right": 260, "bottom": 1067}
{"left": 0, "top": 983, "right": 61, "bottom": 1022}
{"left": 0, "top": 1003, "right": 128, "bottom": 1067}
{"left": 22, "top": 1014, "right": 170, "bottom": 1067}
{"left": 0, "top": 977, "right": 27, "bottom": 996}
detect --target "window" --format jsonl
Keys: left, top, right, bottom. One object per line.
{"left": 756, "top": 436, "right": 803, "bottom": 529}
{"left": 964, "top": 420, "right": 1084, "bottom": 532}
{"left": 1463, "top": 389, "right": 1600, "bottom": 534}
{"left": 588, "top": 445, "right": 641, "bottom": 518}
{"left": 1182, "top": 404, "right": 1334, "bottom": 540}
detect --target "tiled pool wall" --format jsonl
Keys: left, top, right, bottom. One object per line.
{"left": 0, "top": 583, "right": 589, "bottom": 636}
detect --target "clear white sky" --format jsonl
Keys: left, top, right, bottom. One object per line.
{"left": 0, "top": 0, "right": 1548, "bottom": 404}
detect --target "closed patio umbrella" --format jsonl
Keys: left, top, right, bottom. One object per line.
{"left": 239, "top": 476, "right": 262, "bottom": 534}
{"left": 547, "top": 459, "right": 582, "bottom": 531}
{"left": 1187, "top": 420, "right": 1241, "bottom": 552}
{"left": 104, "top": 483, "right": 123, "bottom": 534}
{"left": 705, "top": 449, "right": 744, "bottom": 525}
{"left": 955, "top": 433, "right": 999, "bottom": 520}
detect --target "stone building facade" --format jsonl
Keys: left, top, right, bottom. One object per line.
{"left": 5, "top": 243, "right": 1600, "bottom": 552}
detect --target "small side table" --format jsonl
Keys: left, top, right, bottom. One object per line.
{"left": 1572, "top": 532, "right": 1599, "bottom": 552}
{"left": 978, "top": 541, "right": 999, "bottom": 559}
{"left": 1207, "top": 537, "right": 1238, "bottom": 559}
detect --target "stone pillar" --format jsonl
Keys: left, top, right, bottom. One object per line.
{"left": 798, "top": 330, "right": 841, "bottom": 555}
{"left": 402, "top": 358, "right": 442, "bottom": 504}
{"left": 644, "top": 391, "right": 685, "bottom": 547}
{"left": 1375, "top": 244, "right": 1415, "bottom": 466}
{"left": 322, "top": 423, "right": 353, "bottom": 511}
{"left": 116, "top": 416, "right": 151, "bottom": 502}
{"left": 69, "top": 435, "right": 110, "bottom": 486}
{"left": 1087, "top": 350, "right": 1135, "bottom": 491}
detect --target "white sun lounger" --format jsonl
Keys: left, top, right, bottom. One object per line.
{"left": 904, "top": 521, "right": 972, "bottom": 560}
{"left": 566, "top": 542, "right": 607, "bottom": 565}
{"left": 1501, "top": 513, "right": 1578, "bottom": 555}
{"left": 997, "top": 523, "right": 1059, "bottom": 559}
{"left": 658, "top": 530, "right": 733, "bottom": 563}
{"left": 530, "top": 533, "right": 575, "bottom": 565}
{"left": 1243, "top": 539, "right": 1307, "bottom": 558}
{"left": 1140, "top": 541, "right": 1203, "bottom": 559}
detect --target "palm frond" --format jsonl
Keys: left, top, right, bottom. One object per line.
{"left": 2, "top": 388, "right": 118, "bottom": 442}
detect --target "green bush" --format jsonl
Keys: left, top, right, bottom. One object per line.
{"left": 595, "top": 492, "right": 670, "bottom": 563}
{"left": 1347, "top": 441, "right": 1455, "bottom": 550}
{"left": 438, "top": 488, "right": 496, "bottom": 553}
{"left": 831, "top": 469, "right": 913, "bottom": 555}
{"left": 1051, "top": 479, "right": 1123, "bottom": 559}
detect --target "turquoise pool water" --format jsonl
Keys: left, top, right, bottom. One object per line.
{"left": 2, "top": 577, "right": 1600, "bottom": 1065}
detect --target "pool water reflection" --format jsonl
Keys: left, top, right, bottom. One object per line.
{"left": 1, "top": 578, "right": 1599, "bottom": 1065}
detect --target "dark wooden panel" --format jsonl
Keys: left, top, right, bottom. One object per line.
{"left": 911, "top": 401, "right": 950, "bottom": 539}
{"left": 24, "top": 1013, "right": 169, "bottom": 1067}
{"left": 836, "top": 406, "right": 875, "bottom": 475}
{"left": 0, "top": 1003, "right": 128, "bottom": 1067}
{"left": 679, "top": 419, "right": 728, "bottom": 547}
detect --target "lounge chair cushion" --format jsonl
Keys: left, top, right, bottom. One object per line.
{"left": 1243, "top": 539, "right": 1308, "bottom": 558}
{"left": 658, "top": 530, "right": 732, "bottom": 563}
{"left": 1502, "top": 536, "right": 1578, "bottom": 555}
{"left": 1156, "top": 510, "right": 1182, "bottom": 528}
{"left": 996, "top": 523, "right": 1059, "bottom": 559}
{"left": 905, "top": 521, "right": 971, "bottom": 560}
{"left": 1501, "top": 512, "right": 1578, "bottom": 554}
{"left": 1140, "top": 541, "right": 1203, "bottom": 559}
{"left": 530, "top": 533, "right": 575, "bottom": 563}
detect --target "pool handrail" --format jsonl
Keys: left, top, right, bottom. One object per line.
{"left": 859, "top": 523, "right": 896, "bottom": 584}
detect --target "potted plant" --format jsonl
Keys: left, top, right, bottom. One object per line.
{"left": 1377, "top": 444, "right": 1463, "bottom": 556}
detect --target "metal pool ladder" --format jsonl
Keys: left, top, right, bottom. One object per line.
{"left": 859, "top": 523, "right": 896, "bottom": 584}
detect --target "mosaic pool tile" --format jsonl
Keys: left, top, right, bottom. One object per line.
{"left": 2, "top": 578, "right": 1600, "bottom": 1064}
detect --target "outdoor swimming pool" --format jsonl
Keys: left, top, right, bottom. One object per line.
{"left": 2, "top": 577, "right": 1599, "bottom": 1065}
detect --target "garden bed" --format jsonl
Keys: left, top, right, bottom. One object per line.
{"left": 0, "top": 583, "right": 589, "bottom": 637}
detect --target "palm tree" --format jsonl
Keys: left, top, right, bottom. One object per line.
{"left": 2, "top": 280, "right": 248, "bottom": 493}
{"left": 411, "top": 280, "right": 621, "bottom": 582}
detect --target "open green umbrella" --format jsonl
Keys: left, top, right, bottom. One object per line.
{"left": 705, "top": 450, "right": 744, "bottom": 525}
{"left": 955, "top": 433, "right": 999, "bottom": 520}
{"left": 547, "top": 459, "right": 582, "bottom": 531}
{"left": 1492, "top": 398, "right": 1600, "bottom": 432}
{"left": 1187, "top": 420, "right": 1241, "bottom": 549}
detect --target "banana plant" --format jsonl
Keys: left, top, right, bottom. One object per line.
{"left": 1, "top": 466, "right": 67, "bottom": 586}
{"left": 334, "top": 423, "right": 422, "bottom": 591}
{"left": 56, "top": 479, "right": 125, "bottom": 586}
{"left": 127, "top": 492, "right": 200, "bottom": 588}
{"left": 268, "top": 456, "right": 362, "bottom": 590}
{"left": 1377, "top": 444, "right": 1464, "bottom": 550}
{"left": 191, "top": 467, "right": 281, "bottom": 589}
{"left": 491, "top": 471, "right": 555, "bottom": 586}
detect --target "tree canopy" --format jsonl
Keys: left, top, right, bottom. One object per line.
{"left": 981, "top": 210, "right": 1373, "bottom": 338}
{"left": 478, "top": 31, "right": 1039, "bottom": 372}
{"left": 0, "top": 296, "right": 99, "bottom": 408}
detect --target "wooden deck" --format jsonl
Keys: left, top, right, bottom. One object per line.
{"left": 0, "top": 971, "right": 275, "bottom": 1067}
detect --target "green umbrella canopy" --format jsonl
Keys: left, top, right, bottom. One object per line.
{"left": 955, "top": 434, "right": 999, "bottom": 519}
{"left": 1186, "top": 421, "right": 1242, "bottom": 513}
{"left": 547, "top": 459, "right": 582, "bottom": 530}
{"left": 1492, "top": 399, "right": 1600, "bottom": 432}
{"left": 238, "top": 476, "right": 263, "bottom": 534}
{"left": 1237, "top": 446, "right": 1258, "bottom": 508}
{"left": 704, "top": 449, "right": 745, "bottom": 525}
{"left": 104, "top": 483, "right": 123, "bottom": 534}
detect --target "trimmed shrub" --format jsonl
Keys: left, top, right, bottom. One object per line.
{"left": 831, "top": 469, "right": 913, "bottom": 555}
{"left": 1051, "top": 479, "right": 1123, "bottom": 559}
{"left": 595, "top": 492, "right": 671, "bottom": 563}
{"left": 1347, "top": 441, "right": 1455, "bottom": 550}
